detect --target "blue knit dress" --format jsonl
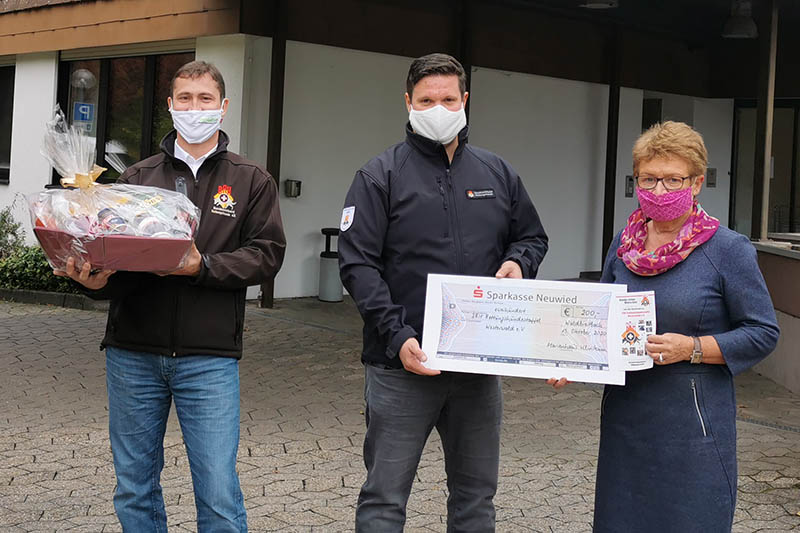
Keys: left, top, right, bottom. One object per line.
{"left": 593, "top": 226, "right": 780, "bottom": 532}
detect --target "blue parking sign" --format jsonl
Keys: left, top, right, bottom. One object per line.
{"left": 73, "top": 102, "right": 94, "bottom": 122}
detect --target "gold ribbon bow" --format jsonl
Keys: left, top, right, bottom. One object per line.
{"left": 60, "top": 164, "right": 107, "bottom": 189}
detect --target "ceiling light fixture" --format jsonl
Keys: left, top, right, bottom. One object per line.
{"left": 722, "top": 0, "right": 758, "bottom": 39}
{"left": 579, "top": 1, "right": 618, "bottom": 9}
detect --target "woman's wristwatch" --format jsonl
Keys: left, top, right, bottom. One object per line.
{"left": 690, "top": 336, "right": 703, "bottom": 364}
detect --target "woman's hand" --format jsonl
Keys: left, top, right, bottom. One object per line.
{"left": 646, "top": 333, "right": 693, "bottom": 365}
{"left": 546, "top": 377, "right": 570, "bottom": 389}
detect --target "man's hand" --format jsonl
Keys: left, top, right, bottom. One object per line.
{"left": 161, "top": 243, "right": 202, "bottom": 277}
{"left": 546, "top": 377, "right": 570, "bottom": 389}
{"left": 53, "top": 257, "right": 115, "bottom": 290}
{"left": 398, "top": 337, "right": 440, "bottom": 376}
{"left": 495, "top": 260, "right": 522, "bottom": 279}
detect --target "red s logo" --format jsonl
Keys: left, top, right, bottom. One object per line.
{"left": 473, "top": 286, "right": 484, "bottom": 298}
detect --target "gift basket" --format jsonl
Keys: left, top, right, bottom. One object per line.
{"left": 28, "top": 107, "right": 200, "bottom": 272}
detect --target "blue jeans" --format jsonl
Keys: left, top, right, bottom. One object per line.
{"left": 356, "top": 365, "right": 503, "bottom": 532}
{"left": 105, "top": 347, "right": 247, "bottom": 532}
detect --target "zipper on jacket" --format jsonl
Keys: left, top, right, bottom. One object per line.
{"left": 436, "top": 176, "right": 449, "bottom": 238}
{"left": 690, "top": 378, "right": 708, "bottom": 437}
{"left": 445, "top": 168, "right": 465, "bottom": 273}
{"left": 189, "top": 166, "right": 199, "bottom": 204}
{"left": 436, "top": 176, "right": 448, "bottom": 211}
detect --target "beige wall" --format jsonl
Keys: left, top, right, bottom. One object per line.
{"left": 754, "top": 311, "right": 800, "bottom": 394}
{"left": 753, "top": 250, "right": 800, "bottom": 394}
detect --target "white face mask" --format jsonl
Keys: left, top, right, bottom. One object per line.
{"left": 169, "top": 100, "right": 226, "bottom": 144}
{"left": 408, "top": 104, "right": 466, "bottom": 145}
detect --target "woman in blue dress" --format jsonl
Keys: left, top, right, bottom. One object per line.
{"left": 552, "top": 121, "right": 780, "bottom": 532}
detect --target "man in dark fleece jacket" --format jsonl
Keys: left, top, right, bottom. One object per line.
{"left": 56, "top": 61, "right": 285, "bottom": 532}
{"left": 339, "top": 53, "right": 548, "bottom": 532}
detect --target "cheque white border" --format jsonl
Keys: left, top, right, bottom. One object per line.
{"left": 421, "top": 274, "right": 628, "bottom": 385}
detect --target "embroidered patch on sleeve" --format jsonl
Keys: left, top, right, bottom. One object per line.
{"left": 340, "top": 206, "right": 355, "bottom": 231}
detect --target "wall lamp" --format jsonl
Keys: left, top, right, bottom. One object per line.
{"left": 722, "top": 0, "right": 758, "bottom": 39}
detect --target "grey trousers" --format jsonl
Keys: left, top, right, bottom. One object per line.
{"left": 355, "top": 365, "right": 503, "bottom": 533}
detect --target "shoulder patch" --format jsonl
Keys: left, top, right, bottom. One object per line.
{"left": 340, "top": 206, "right": 355, "bottom": 232}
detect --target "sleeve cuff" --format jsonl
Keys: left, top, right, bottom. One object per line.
{"left": 189, "top": 254, "right": 210, "bottom": 285}
{"left": 502, "top": 255, "right": 529, "bottom": 278}
{"left": 386, "top": 325, "right": 418, "bottom": 359}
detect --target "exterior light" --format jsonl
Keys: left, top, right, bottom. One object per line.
{"left": 722, "top": 0, "right": 758, "bottom": 39}
{"left": 579, "top": 1, "right": 618, "bottom": 8}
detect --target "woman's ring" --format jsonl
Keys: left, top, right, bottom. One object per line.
{"left": 658, "top": 353, "right": 664, "bottom": 363}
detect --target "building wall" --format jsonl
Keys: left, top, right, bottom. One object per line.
{"left": 0, "top": 38, "right": 742, "bottom": 301}
{"left": 275, "top": 43, "right": 657, "bottom": 295}
{"left": 754, "top": 310, "right": 800, "bottom": 395}
{"left": 753, "top": 249, "right": 800, "bottom": 394}
{"left": 6, "top": 51, "right": 58, "bottom": 239}
{"left": 468, "top": 67, "right": 609, "bottom": 279}
{"left": 275, "top": 41, "right": 411, "bottom": 298}
{"left": 692, "top": 98, "right": 734, "bottom": 226}
{"left": 645, "top": 90, "right": 695, "bottom": 125}
{"left": 612, "top": 87, "right": 645, "bottom": 238}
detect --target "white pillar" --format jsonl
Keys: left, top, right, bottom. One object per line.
{"left": 195, "top": 34, "right": 271, "bottom": 166}
{"left": 6, "top": 51, "right": 58, "bottom": 240}
{"left": 196, "top": 34, "right": 272, "bottom": 299}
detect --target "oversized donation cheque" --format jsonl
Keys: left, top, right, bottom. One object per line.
{"left": 27, "top": 107, "right": 200, "bottom": 272}
{"left": 421, "top": 274, "right": 656, "bottom": 385}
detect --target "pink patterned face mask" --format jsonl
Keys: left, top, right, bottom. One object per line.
{"left": 636, "top": 187, "right": 693, "bottom": 221}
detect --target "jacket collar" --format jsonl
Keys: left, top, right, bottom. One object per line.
{"left": 404, "top": 122, "right": 469, "bottom": 160}
{"left": 160, "top": 130, "right": 230, "bottom": 161}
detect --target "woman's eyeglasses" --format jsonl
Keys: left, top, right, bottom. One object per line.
{"left": 634, "top": 175, "right": 694, "bottom": 191}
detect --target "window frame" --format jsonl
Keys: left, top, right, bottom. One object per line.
{"left": 0, "top": 63, "right": 15, "bottom": 186}
{"left": 731, "top": 98, "right": 800, "bottom": 236}
{"left": 54, "top": 49, "right": 193, "bottom": 186}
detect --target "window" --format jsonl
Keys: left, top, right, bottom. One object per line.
{"left": 732, "top": 101, "right": 800, "bottom": 236}
{"left": 58, "top": 51, "right": 194, "bottom": 183}
{"left": 0, "top": 65, "right": 14, "bottom": 184}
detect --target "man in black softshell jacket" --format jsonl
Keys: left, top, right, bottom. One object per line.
{"left": 56, "top": 61, "right": 285, "bottom": 532}
{"left": 339, "top": 53, "right": 548, "bottom": 532}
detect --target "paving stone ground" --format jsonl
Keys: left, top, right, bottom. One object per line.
{"left": 0, "top": 298, "right": 799, "bottom": 532}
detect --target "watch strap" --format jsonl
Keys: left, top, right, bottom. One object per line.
{"left": 690, "top": 336, "right": 703, "bottom": 364}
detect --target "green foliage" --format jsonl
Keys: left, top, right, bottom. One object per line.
{"left": 0, "top": 206, "right": 24, "bottom": 260}
{"left": 0, "top": 245, "right": 80, "bottom": 294}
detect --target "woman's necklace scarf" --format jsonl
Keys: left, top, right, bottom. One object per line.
{"left": 618, "top": 202, "right": 720, "bottom": 276}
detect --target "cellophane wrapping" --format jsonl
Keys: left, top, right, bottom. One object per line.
{"left": 28, "top": 106, "right": 200, "bottom": 271}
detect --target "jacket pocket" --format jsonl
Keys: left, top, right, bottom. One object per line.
{"left": 180, "top": 288, "right": 240, "bottom": 353}
{"left": 109, "top": 287, "right": 172, "bottom": 349}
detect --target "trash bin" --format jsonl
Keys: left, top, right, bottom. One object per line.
{"left": 318, "top": 227, "right": 343, "bottom": 302}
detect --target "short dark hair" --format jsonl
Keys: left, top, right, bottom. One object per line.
{"left": 406, "top": 53, "right": 466, "bottom": 97}
{"left": 170, "top": 60, "right": 226, "bottom": 100}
